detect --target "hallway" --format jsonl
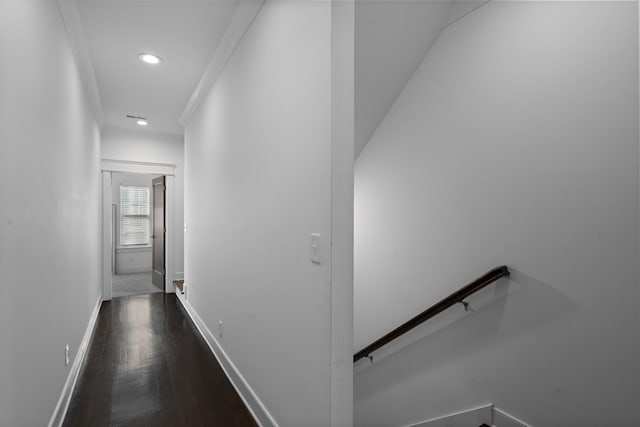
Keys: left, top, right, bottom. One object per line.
{"left": 3, "top": 0, "right": 639, "bottom": 425}
{"left": 62, "top": 293, "right": 257, "bottom": 427}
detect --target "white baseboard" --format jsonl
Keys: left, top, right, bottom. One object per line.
{"left": 405, "top": 404, "right": 531, "bottom": 427}
{"left": 48, "top": 295, "right": 103, "bottom": 427}
{"left": 405, "top": 403, "right": 493, "bottom": 427}
{"left": 493, "top": 407, "right": 531, "bottom": 427}
{"left": 175, "top": 294, "right": 278, "bottom": 427}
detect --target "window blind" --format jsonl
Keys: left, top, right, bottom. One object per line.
{"left": 120, "top": 186, "right": 150, "bottom": 246}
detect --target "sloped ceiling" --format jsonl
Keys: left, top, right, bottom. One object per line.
{"left": 355, "top": 0, "right": 489, "bottom": 158}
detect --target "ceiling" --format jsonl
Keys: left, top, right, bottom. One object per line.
{"left": 74, "top": 0, "right": 244, "bottom": 135}
{"left": 66, "top": 0, "right": 484, "bottom": 152}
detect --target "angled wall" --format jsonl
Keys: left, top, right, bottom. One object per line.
{"left": 354, "top": 2, "right": 639, "bottom": 426}
{"left": 0, "top": 1, "right": 102, "bottom": 425}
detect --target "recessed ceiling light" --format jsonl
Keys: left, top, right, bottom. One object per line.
{"left": 138, "top": 53, "right": 162, "bottom": 65}
{"left": 137, "top": 119, "right": 148, "bottom": 126}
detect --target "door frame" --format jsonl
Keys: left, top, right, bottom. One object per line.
{"left": 151, "top": 175, "right": 166, "bottom": 290}
{"left": 101, "top": 159, "right": 176, "bottom": 301}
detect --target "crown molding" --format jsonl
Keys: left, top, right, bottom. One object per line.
{"left": 56, "top": 0, "right": 105, "bottom": 129}
{"left": 179, "top": 0, "right": 264, "bottom": 129}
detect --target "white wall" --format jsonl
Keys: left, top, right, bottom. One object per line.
{"left": 112, "top": 172, "right": 158, "bottom": 274}
{"left": 0, "top": 1, "right": 102, "bottom": 425}
{"left": 101, "top": 128, "right": 184, "bottom": 278}
{"left": 354, "top": 2, "right": 639, "bottom": 427}
{"left": 184, "top": 1, "right": 352, "bottom": 425}
{"left": 115, "top": 247, "right": 151, "bottom": 274}
{"left": 354, "top": 0, "right": 452, "bottom": 157}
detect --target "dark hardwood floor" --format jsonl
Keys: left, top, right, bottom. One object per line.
{"left": 63, "top": 293, "right": 258, "bottom": 427}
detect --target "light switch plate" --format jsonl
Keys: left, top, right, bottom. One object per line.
{"left": 310, "top": 233, "right": 321, "bottom": 264}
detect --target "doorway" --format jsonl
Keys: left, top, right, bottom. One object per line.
{"left": 109, "top": 172, "right": 164, "bottom": 298}
{"left": 101, "top": 160, "right": 176, "bottom": 301}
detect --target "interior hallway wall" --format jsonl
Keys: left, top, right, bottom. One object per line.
{"left": 184, "top": 1, "right": 353, "bottom": 424}
{"left": 0, "top": 1, "right": 103, "bottom": 425}
{"left": 353, "top": 2, "right": 639, "bottom": 426}
{"left": 101, "top": 128, "right": 185, "bottom": 279}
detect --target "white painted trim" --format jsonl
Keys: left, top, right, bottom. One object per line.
{"left": 164, "top": 176, "right": 175, "bottom": 294}
{"left": 402, "top": 404, "right": 534, "bottom": 427}
{"left": 116, "top": 246, "right": 152, "bottom": 252}
{"left": 404, "top": 403, "right": 493, "bottom": 427}
{"left": 101, "top": 159, "right": 175, "bottom": 176}
{"left": 48, "top": 296, "right": 103, "bottom": 427}
{"left": 175, "top": 295, "right": 278, "bottom": 427}
{"left": 179, "top": 1, "right": 264, "bottom": 127}
{"left": 493, "top": 407, "right": 532, "bottom": 427}
{"left": 174, "top": 271, "right": 184, "bottom": 281}
{"left": 102, "top": 171, "right": 113, "bottom": 301}
{"left": 330, "top": 0, "right": 355, "bottom": 425}
{"left": 55, "top": 0, "right": 104, "bottom": 128}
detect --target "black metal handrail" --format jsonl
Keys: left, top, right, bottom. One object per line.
{"left": 354, "top": 265, "right": 510, "bottom": 363}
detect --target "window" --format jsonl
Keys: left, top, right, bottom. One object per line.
{"left": 120, "top": 185, "right": 151, "bottom": 246}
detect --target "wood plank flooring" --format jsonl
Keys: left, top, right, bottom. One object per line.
{"left": 63, "top": 293, "right": 258, "bottom": 427}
